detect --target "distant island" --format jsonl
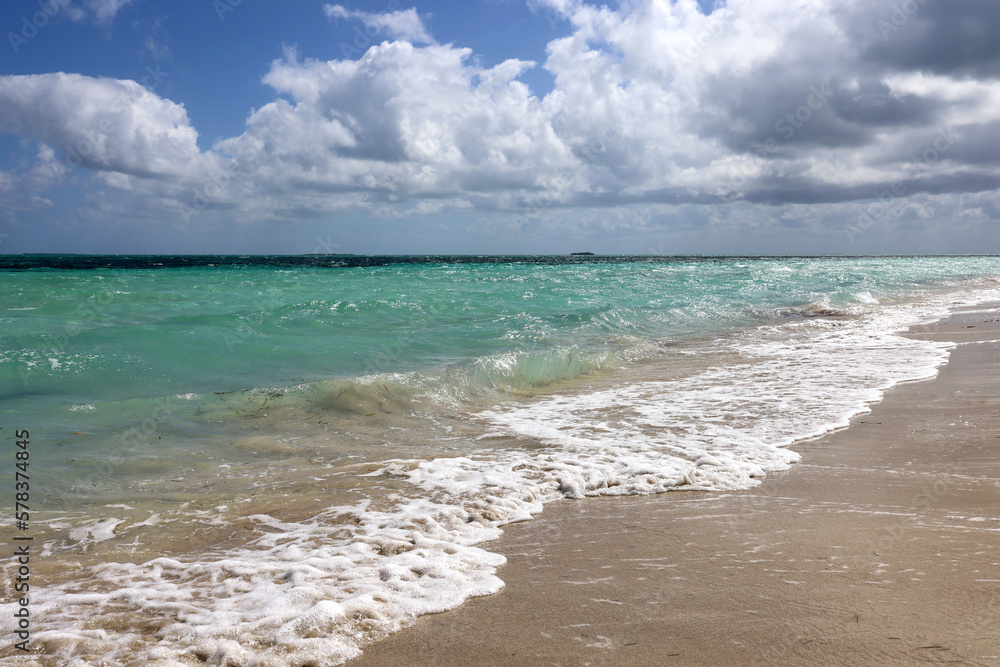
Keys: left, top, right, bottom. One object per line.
{"left": 570, "top": 252, "right": 595, "bottom": 255}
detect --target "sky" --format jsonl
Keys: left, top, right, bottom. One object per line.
{"left": 0, "top": 0, "right": 999, "bottom": 255}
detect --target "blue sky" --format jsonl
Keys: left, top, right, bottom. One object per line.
{"left": 5, "top": 1, "right": 569, "bottom": 144}
{"left": 1, "top": 0, "right": 999, "bottom": 255}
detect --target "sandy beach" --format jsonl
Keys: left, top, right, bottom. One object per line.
{"left": 351, "top": 305, "right": 1000, "bottom": 666}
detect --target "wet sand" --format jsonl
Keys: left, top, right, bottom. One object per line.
{"left": 351, "top": 306, "right": 1000, "bottom": 666}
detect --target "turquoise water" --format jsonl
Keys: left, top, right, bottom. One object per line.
{"left": 2, "top": 254, "right": 999, "bottom": 664}
{"left": 4, "top": 255, "right": 997, "bottom": 421}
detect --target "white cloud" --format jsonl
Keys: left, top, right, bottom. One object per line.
{"left": 142, "top": 35, "right": 171, "bottom": 62}
{"left": 0, "top": 144, "right": 67, "bottom": 214}
{"left": 22, "top": 144, "right": 69, "bottom": 191}
{"left": 0, "top": 73, "right": 213, "bottom": 179}
{"left": 274, "top": 0, "right": 994, "bottom": 217}
{"left": 87, "top": 0, "right": 133, "bottom": 24}
{"left": 323, "top": 4, "right": 434, "bottom": 45}
{"left": 3, "top": 0, "right": 1000, "bottom": 242}
{"left": 211, "top": 42, "right": 568, "bottom": 216}
{"left": 60, "top": 0, "right": 134, "bottom": 24}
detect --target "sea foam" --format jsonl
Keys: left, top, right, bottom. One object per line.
{"left": 2, "top": 270, "right": 999, "bottom": 665}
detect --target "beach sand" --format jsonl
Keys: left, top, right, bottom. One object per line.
{"left": 350, "top": 306, "right": 1000, "bottom": 666}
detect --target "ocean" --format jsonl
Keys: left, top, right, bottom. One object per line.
{"left": 2, "top": 254, "right": 999, "bottom": 665}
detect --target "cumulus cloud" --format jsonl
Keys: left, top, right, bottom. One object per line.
{"left": 0, "top": 144, "right": 68, "bottom": 215}
{"left": 198, "top": 0, "right": 998, "bottom": 219}
{"left": 2, "top": 0, "right": 1000, "bottom": 242}
{"left": 209, "top": 42, "right": 570, "bottom": 216}
{"left": 0, "top": 73, "right": 212, "bottom": 179}
{"left": 323, "top": 4, "right": 434, "bottom": 44}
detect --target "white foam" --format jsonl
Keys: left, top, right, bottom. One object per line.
{"left": 3, "top": 282, "right": 999, "bottom": 664}
{"left": 9, "top": 500, "right": 508, "bottom": 665}
{"left": 68, "top": 517, "right": 125, "bottom": 546}
{"left": 854, "top": 290, "right": 879, "bottom": 304}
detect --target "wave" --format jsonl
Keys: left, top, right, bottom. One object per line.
{"left": 789, "top": 300, "right": 854, "bottom": 317}
{"left": 8, "top": 284, "right": 979, "bottom": 665}
{"left": 203, "top": 340, "right": 655, "bottom": 423}
{"left": 779, "top": 291, "right": 882, "bottom": 318}
{"left": 5, "top": 268, "right": 1000, "bottom": 665}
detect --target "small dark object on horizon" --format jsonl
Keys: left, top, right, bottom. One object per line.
{"left": 570, "top": 251, "right": 595, "bottom": 255}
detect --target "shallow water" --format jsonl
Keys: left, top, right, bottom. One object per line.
{"left": 2, "top": 255, "right": 999, "bottom": 664}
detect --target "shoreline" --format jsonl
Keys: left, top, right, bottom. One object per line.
{"left": 349, "top": 305, "right": 1000, "bottom": 666}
